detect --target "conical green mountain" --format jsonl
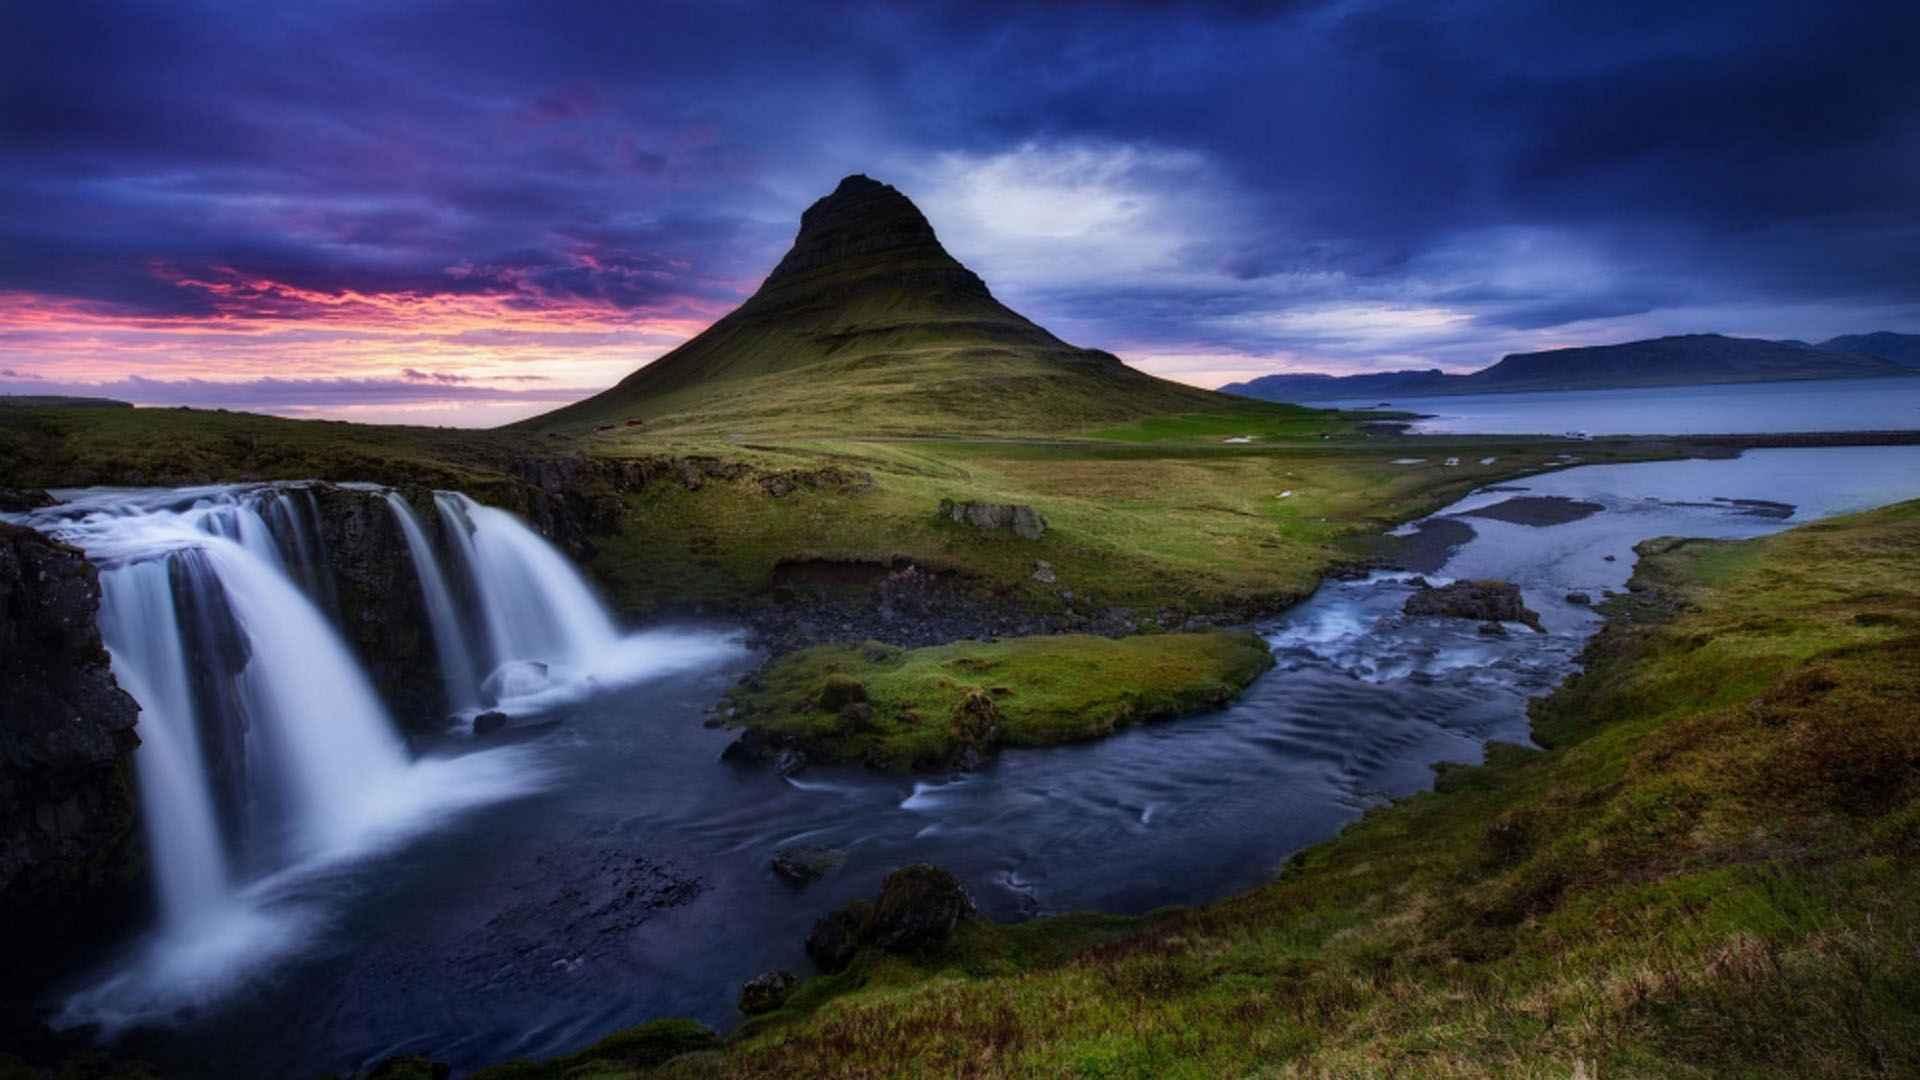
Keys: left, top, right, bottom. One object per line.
{"left": 522, "top": 175, "right": 1230, "bottom": 435}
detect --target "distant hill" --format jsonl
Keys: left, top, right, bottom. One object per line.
{"left": 1221, "top": 333, "right": 1912, "bottom": 403}
{"left": 520, "top": 175, "right": 1231, "bottom": 435}
{"left": 1817, "top": 332, "right": 1920, "bottom": 369}
{"left": 0, "top": 395, "right": 133, "bottom": 409}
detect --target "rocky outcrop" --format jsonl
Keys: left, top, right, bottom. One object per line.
{"left": 0, "top": 522, "right": 144, "bottom": 979}
{"left": 802, "top": 864, "right": 975, "bottom": 973}
{"left": 938, "top": 499, "right": 1047, "bottom": 540}
{"left": 1405, "top": 579, "right": 1544, "bottom": 632}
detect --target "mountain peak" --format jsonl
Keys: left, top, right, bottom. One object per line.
{"left": 758, "top": 174, "right": 980, "bottom": 297}
{"left": 519, "top": 173, "right": 1224, "bottom": 434}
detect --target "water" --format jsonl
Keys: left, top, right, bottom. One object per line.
{"left": 1328, "top": 375, "right": 1920, "bottom": 435}
{"left": 5, "top": 484, "right": 742, "bottom": 1038}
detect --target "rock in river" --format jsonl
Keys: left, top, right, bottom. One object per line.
{"left": 771, "top": 845, "right": 843, "bottom": 887}
{"left": 1405, "top": 579, "right": 1544, "bottom": 632}
{"left": 739, "top": 969, "right": 799, "bottom": 1014}
{"left": 869, "top": 863, "right": 976, "bottom": 953}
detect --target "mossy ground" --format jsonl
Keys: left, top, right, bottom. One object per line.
{"left": 508, "top": 499, "right": 1920, "bottom": 1078}
{"left": 727, "top": 631, "right": 1276, "bottom": 769}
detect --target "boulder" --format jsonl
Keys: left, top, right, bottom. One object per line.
{"left": 938, "top": 499, "right": 1048, "bottom": 540}
{"left": 773, "top": 748, "right": 809, "bottom": 777}
{"left": 1565, "top": 591, "right": 1593, "bottom": 606}
{"left": 472, "top": 711, "right": 509, "bottom": 736}
{"left": 0, "top": 488, "right": 55, "bottom": 513}
{"left": 1404, "top": 579, "right": 1544, "bottom": 632}
{"left": 868, "top": 863, "right": 975, "bottom": 953}
{"left": 739, "top": 969, "right": 799, "bottom": 1014}
{"left": 805, "top": 899, "right": 872, "bottom": 973}
{"left": 771, "top": 845, "right": 843, "bottom": 887}
{"left": 1031, "top": 560, "right": 1057, "bottom": 584}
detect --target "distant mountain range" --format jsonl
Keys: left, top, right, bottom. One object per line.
{"left": 1219, "top": 332, "right": 1920, "bottom": 403}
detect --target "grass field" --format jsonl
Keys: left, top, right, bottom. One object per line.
{"left": 471, "top": 498, "right": 1920, "bottom": 1079}
{"left": 0, "top": 401, "right": 1725, "bottom": 621}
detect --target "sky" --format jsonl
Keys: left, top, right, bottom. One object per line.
{"left": 3, "top": 1, "right": 1917, "bottom": 426}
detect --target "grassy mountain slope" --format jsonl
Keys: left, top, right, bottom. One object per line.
{"left": 519, "top": 176, "right": 1229, "bottom": 436}
{"left": 488, "top": 498, "right": 1920, "bottom": 1078}
{"left": 1223, "top": 332, "right": 1911, "bottom": 402}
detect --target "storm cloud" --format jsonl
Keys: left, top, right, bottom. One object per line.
{"left": 2, "top": 1, "right": 1915, "bottom": 416}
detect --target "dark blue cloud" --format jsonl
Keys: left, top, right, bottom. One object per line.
{"left": 2, "top": 0, "right": 1916, "bottom": 380}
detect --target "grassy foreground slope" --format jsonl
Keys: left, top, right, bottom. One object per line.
{"left": 494, "top": 498, "right": 1920, "bottom": 1078}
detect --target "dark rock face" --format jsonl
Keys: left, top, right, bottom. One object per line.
{"left": 0, "top": 522, "right": 144, "bottom": 979}
{"left": 805, "top": 899, "right": 872, "bottom": 974}
{"left": 738, "top": 969, "right": 799, "bottom": 1014}
{"left": 1405, "top": 579, "right": 1544, "bottom": 632}
{"left": 472, "top": 711, "right": 509, "bottom": 736}
{"left": 306, "top": 485, "right": 446, "bottom": 729}
{"left": 938, "top": 499, "right": 1047, "bottom": 540}
{"left": 869, "top": 864, "right": 976, "bottom": 953}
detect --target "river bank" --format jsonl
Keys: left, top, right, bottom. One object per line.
{"left": 481, "top": 495, "right": 1920, "bottom": 1078}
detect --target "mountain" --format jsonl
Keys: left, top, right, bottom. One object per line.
{"left": 1221, "top": 333, "right": 1911, "bottom": 403}
{"left": 1817, "top": 332, "right": 1920, "bottom": 369}
{"left": 521, "top": 175, "right": 1227, "bottom": 435}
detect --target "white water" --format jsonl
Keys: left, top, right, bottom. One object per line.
{"left": 386, "top": 493, "right": 482, "bottom": 712}
{"left": 6, "top": 482, "right": 743, "bottom": 1031}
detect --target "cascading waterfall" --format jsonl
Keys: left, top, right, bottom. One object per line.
{"left": 4, "top": 480, "right": 740, "bottom": 1028}
{"left": 434, "top": 492, "right": 617, "bottom": 690}
{"left": 385, "top": 493, "right": 482, "bottom": 712}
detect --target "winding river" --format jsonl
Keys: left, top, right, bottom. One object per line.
{"left": 18, "top": 445, "right": 1920, "bottom": 1077}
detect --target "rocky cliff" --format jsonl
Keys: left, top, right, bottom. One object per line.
{"left": 0, "top": 521, "right": 144, "bottom": 979}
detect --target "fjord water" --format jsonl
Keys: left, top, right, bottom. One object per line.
{"left": 1329, "top": 375, "right": 1920, "bottom": 434}
{"left": 6, "top": 485, "right": 741, "bottom": 1038}
{"left": 32, "top": 446, "right": 1917, "bottom": 1078}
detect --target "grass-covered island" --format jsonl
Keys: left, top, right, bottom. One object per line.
{"left": 722, "top": 631, "right": 1277, "bottom": 771}
{"left": 466, "top": 500, "right": 1920, "bottom": 1078}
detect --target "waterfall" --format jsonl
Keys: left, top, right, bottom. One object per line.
{"left": 95, "top": 559, "right": 232, "bottom": 929}
{"left": 385, "top": 492, "right": 482, "bottom": 712}
{"left": 4, "top": 481, "right": 739, "bottom": 1028}
{"left": 435, "top": 493, "right": 616, "bottom": 669}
